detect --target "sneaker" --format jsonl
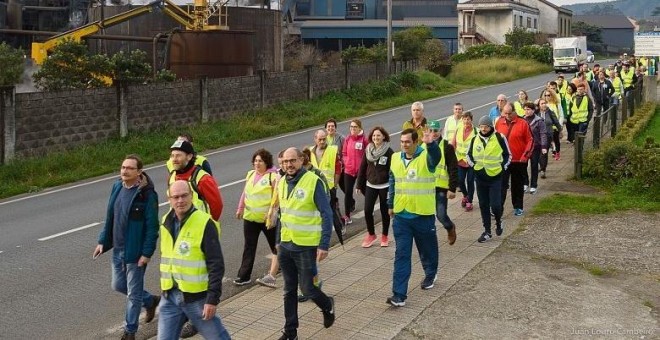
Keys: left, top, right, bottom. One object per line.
{"left": 322, "top": 297, "right": 335, "bottom": 328}
{"left": 361, "top": 234, "right": 377, "bottom": 248}
{"left": 447, "top": 225, "right": 457, "bottom": 245}
{"left": 120, "top": 332, "right": 135, "bottom": 340}
{"left": 232, "top": 277, "right": 251, "bottom": 286}
{"left": 529, "top": 187, "right": 537, "bottom": 194}
{"left": 523, "top": 185, "right": 529, "bottom": 193}
{"left": 380, "top": 235, "right": 389, "bottom": 247}
{"left": 540, "top": 171, "right": 546, "bottom": 179}
{"left": 567, "top": 140, "right": 574, "bottom": 145}
{"left": 297, "top": 293, "right": 309, "bottom": 302}
{"left": 514, "top": 208, "right": 524, "bottom": 216}
{"left": 277, "top": 331, "right": 298, "bottom": 340}
{"left": 460, "top": 197, "right": 468, "bottom": 208}
{"left": 477, "top": 232, "right": 492, "bottom": 243}
{"left": 256, "top": 274, "right": 277, "bottom": 288}
{"left": 421, "top": 275, "right": 437, "bottom": 290}
{"left": 495, "top": 223, "right": 504, "bottom": 236}
{"left": 386, "top": 296, "right": 406, "bottom": 307}
{"left": 180, "top": 322, "right": 198, "bottom": 339}
{"left": 343, "top": 215, "right": 353, "bottom": 225}
{"left": 465, "top": 202, "right": 473, "bottom": 211}
{"left": 144, "top": 294, "right": 160, "bottom": 323}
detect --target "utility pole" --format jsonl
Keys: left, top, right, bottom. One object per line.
{"left": 386, "top": 0, "right": 392, "bottom": 73}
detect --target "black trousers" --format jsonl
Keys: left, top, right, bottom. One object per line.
{"left": 343, "top": 173, "right": 357, "bottom": 216}
{"left": 237, "top": 219, "right": 277, "bottom": 280}
{"left": 363, "top": 186, "right": 390, "bottom": 236}
{"left": 501, "top": 162, "right": 527, "bottom": 210}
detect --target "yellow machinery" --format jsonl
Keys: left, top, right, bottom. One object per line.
{"left": 31, "top": 0, "right": 229, "bottom": 64}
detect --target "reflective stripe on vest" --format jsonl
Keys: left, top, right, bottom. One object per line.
{"left": 621, "top": 70, "right": 634, "bottom": 88}
{"left": 435, "top": 140, "right": 449, "bottom": 189}
{"left": 160, "top": 210, "right": 217, "bottom": 293}
{"left": 570, "top": 96, "right": 589, "bottom": 124}
{"left": 310, "top": 145, "right": 338, "bottom": 189}
{"left": 278, "top": 171, "right": 322, "bottom": 246}
{"left": 242, "top": 170, "right": 273, "bottom": 223}
{"left": 470, "top": 135, "right": 504, "bottom": 177}
{"left": 168, "top": 167, "right": 210, "bottom": 217}
{"left": 391, "top": 149, "right": 436, "bottom": 215}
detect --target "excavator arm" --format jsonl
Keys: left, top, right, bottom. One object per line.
{"left": 31, "top": 0, "right": 197, "bottom": 64}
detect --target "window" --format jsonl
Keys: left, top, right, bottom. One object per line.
{"left": 527, "top": 17, "right": 531, "bottom": 28}
{"left": 513, "top": 15, "right": 517, "bottom": 27}
{"left": 346, "top": 0, "right": 365, "bottom": 19}
{"left": 519, "top": 16, "right": 523, "bottom": 27}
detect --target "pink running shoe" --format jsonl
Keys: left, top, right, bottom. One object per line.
{"left": 465, "top": 202, "right": 473, "bottom": 211}
{"left": 380, "top": 235, "right": 389, "bottom": 247}
{"left": 361, "top": 234, "right": 377, "bottom": 248}
{"left": 461, "top": 197, "right": 468, "bottom": 208}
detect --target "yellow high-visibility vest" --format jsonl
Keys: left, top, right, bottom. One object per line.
{"left": 470, "top": 135, "right": 504, "bottom": 177}
{"left": 621, "top": 69, "right": 634, "bottom": 89}
{"left": 166, "top": 155, "right": 209, "bottom": 173}
{"left": 570, "top": 96, "right": 589, "bottom": 124}
{"left": 455, "top": 126, "right": 477, "bottom": 164}
{"left": 513, "top": 101, "right": 525, "bottom": 117}
{"left": 390, "top": 149, "right": 436, "bottom": 215}
{"left": 309, "top": 145, "right": 338, "bottom": 189}
{"left": 168, "top": 167, "right": 210, "bottom": 217}
{"left": 160, "top": 210, "right": 218, "bottom": 293}
{"left": 242, "top": 170, "right": 273, "bottom": 223}
{"left": 278, "top": 171, "right": 322, "bottom": 246}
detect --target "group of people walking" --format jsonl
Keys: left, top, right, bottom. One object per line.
{"left": 92, "top": 63, "right": 641, "bottom": 339}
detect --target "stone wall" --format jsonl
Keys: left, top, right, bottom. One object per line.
{"left": 208, "top": 75, "right": 261, "bottom": 120}
{"left": 126, "top": 80, "right": 200, "bottom": 132}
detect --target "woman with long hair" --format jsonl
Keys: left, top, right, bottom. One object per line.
{"left": 342, "top": 119, "right": 369, "bottom": 225}
{"left": 541, "top": 88, "right": 564, "bottom": 160}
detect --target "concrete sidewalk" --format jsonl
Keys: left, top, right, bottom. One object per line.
{"left": 167, "top": 144, "right": 577, "bottom": 340}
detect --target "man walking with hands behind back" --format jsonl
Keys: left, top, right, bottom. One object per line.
{"left": 93, "top": 155, "right": 160, "bottom": 340}
{"left": 158, "top": 180, "right": 230, "bottom": 340}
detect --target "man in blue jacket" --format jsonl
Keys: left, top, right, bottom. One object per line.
{"left": 93, "top": 154, "right": 160, "bottom": 340}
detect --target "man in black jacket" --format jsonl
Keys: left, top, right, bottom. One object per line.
{"left": 428, "top": 120, "right": 459, "bottom": 245}
{"left": 591, "top": 70, "right": 614, "bottom": 125}
{"left": 157, "top": 180, "right": 229, "bottom": 340}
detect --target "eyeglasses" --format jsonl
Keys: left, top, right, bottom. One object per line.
{"left": 121, "top": 166, "right": 138, "bottom": 170}
{"left": 350, "top": 125, "right": 359, "bottom": 128}
{"left": 430, "top": 129, "right": 440, "bottom": 133}
{"left": 281, "top": 158, "right": 299, "bottom": 164}
{"left": 169, "top": 193, "right": 190, "bottom": 200}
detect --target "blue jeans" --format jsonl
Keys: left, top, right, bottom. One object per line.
{"left": 391, "top": 214, "right": 438, "bottom": 301}
{"left": 435, "top": 190, "right": 454, "bottom": 230}
{"left": 111, "top": 250, "right": 154, "bottom": 334}
{"left": 576, "top": 122, "right": 589, "bottom": 134}
{"left": 475, "top": 172, "right": 502, "bottom": 234}
{"left": 279, "top": 244, "right": 332, "bottom": 334}
{"left": 457, "top": 166, "right": 475, "bottom": 203}
{"left": 157, "top": 288, "right": 230, "bottom": 340}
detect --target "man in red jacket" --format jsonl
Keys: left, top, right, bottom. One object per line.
{"left": 495, "top": 103, "right": 533, "bottom": 216}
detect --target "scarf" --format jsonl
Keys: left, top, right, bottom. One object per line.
{"left": 366, "top": 141, "right": 391, "bottom": 162}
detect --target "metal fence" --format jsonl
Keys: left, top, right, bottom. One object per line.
{"left": 573, "top": 80, "right": 649, "bottom": 179}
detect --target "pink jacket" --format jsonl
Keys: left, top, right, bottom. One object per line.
{"left": 342, "top": 132, "right": 368, "bottom": 177}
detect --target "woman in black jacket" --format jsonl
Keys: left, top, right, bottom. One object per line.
{"left": 356, "top": 126, "right": 394, "bottom": 248}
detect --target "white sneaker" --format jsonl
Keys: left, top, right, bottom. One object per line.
{"left": 530, "top": 187, "right": 537, "bottom": 194}
{"left": 524, "top": 185, "right": 529, "bottom": 193}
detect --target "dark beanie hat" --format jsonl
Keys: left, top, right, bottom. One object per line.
{"left": 170, "top": 140, "right": 194, "bottom": 154}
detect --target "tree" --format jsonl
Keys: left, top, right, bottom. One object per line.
{"left": 393, "top": 26, "right": 433, "bottom": 61}
{"left": 572, "top": 21, "right": 603, "bottom": 50}
{"left": 584, "top": 3, "right": 623, "bottom": 15}
{"left": 110, "top": 49, "right": 152, "bottom": 83}
{"left": 0, "top": 42, "right": 25, "bottom": 87}
{"left": 504, "top": 27, "right": 535, "bottom": 50}
{"left": 33, "top": 39, "right": 112, "bottom": 91}
{"left": 652, "top": 7, "right": 660, "bottom": 16}
{"left": 419, "top": 39, "right": 450, "bottom": 75}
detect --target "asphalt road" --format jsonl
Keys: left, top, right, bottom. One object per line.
{"left": 0, "top": 69, "right": 571, "bottom": 339}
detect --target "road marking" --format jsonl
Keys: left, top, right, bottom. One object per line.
{"left": 35, "top": 83, "right": 549, "bottom": 242}
{"left": 38, "top": 222, "right": 101, "bottom": 241}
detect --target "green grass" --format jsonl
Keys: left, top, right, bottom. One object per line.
{"left": 532, "top": 254, "right": 617, "bottom": 277}
{"left": 448, "top": 58, "right": 553, "bottom": 86}
{"left": 634, "top": 107, "right": 660, "bottom": 145}
{"left": 0, "top": 64, "right": 550, "bottom": 199}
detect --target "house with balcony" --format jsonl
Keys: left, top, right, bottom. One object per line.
{"left": 457, "top": 0, "right": 572, "bottom": 52}
{"left": 283, "top": 0, "right": 459, "bottom": 54}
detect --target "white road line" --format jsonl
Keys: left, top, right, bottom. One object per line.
{"left": 35, "top": 83, "right": 549, "bottom": 242}
{"left": 38, "top": 222, "right": 101, "bottom": 241}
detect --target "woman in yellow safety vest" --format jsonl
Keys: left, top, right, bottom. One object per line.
{"left": 451, "top": 111, "right": 478, "bottom": 212}
{"left": 233, "top": 148, "right": 278, "bottom": 286}
{"left": 513, "top": 90, "right": 529, "bottom": 117}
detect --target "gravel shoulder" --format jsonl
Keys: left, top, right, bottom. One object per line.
{"left": 395, "top": 212, "right": 660, "bottom": 339}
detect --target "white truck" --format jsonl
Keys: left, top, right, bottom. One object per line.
{"left": 552, "top": 36, "right": 587, "bottom": 73}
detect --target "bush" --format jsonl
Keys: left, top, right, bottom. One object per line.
{"left": 420, "top": 39, "right": 451, "bottom": 75}
{"left": 451, "top": 43, "right": 551, "bottom": 65}
{"left": 0, "top": 42, "right": 24, "bottom": 87}
{"left": 393, "top": 26, "right": 433, "bottom": 61}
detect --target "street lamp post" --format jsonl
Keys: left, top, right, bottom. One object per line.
{"left": 387, "top": 0, "right": 392, "bottom": 73}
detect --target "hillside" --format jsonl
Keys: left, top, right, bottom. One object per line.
{"left": 563, "top": 0, "right": 658, "bottom": 20}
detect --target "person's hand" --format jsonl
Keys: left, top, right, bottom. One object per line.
{"left": 388, "top": 209, "right": 394, "bottom": 218}
{"left": 317, "top": 249, "right": 328, "bottom": 262}
{"left": 421, "top": 127, "right": 433, "bottom": 144}
{"left": 447, "top": 191, "right": 456, "bottom": 200}
{"left": 541, "top": 148, "right": 548, "bottom": 155}
{"left": 235, "top": 211, "right": 243, "bottom": 220}
{"left": 92, "top": 244, "right": 103, "bottom": 259}
{"left": 202, "top": 304, "right": 217, "bottom": 320}
{"left": 138, "top": 256, "right": 150, "bottom": 267}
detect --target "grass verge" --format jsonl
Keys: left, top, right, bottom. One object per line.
{"left": 448, "top": 58, "right": 553, "bottom": 85}
{"left": 0, "top": 63, "right": 551, "bottom": 199}
{"left": 634, "top": 107, "right": 660, "bottom": 145}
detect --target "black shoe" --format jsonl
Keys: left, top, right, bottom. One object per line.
{"left": 144, "top": 294, "right": 160, "bottom": 323}
{"left": 180, "top": 321, "right": 198, "bottom": 338}
{"left": 386, "top": 295, "right": 406, "bottom": 307}
{"left": 496, "top": 223, "right": 504, "bottom": 236}
{"left": 477, "top": 232, "right": 492, "bottom": 243}
{"left": 232, "top": 277, "right": 251, "bottom": 286}
{"left": 297, "top": 293, "right": 309, "bottom": 302}
{"left": 421, "top": 275, "right": 437, "bottom": 290}
{"left": 120, "top": 332, "right": 135, "bottom": 340}
{"left": 278, "top": 331, "right": 298, "bottom": 340}
{"left": 322, "top": 297, "right": 335, "bottom": 328}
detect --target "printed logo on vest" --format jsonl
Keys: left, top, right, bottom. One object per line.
{"left": 294, "top": 188, "right": 306, "bottom": 199}
{"left": 178, "top": 241, "right": 190, "bottom": 256}
{"left": 407, "top": 169, "right": 417, "bottom": 179}
{"left": 260, "top": 178, "right": 269, "bottom": 186}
